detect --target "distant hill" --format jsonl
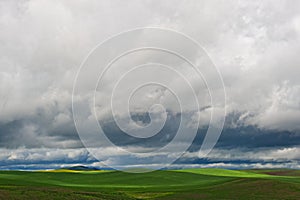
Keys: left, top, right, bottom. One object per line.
{"left": 61, "top": 165, "right": 99, "bottom": 171}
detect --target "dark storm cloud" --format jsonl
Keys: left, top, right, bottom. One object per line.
{"left": 0, "top": 114, "right": 82, "bottom": 149}
{"left": 94, "top": 112, "right": 300, "bottom": 150}
{"left": 189, "top": 126, "right": 300, "bottom": 151}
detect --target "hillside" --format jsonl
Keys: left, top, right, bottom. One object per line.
{"left": 0, "top": 168, "right": 299, "bottom": 199}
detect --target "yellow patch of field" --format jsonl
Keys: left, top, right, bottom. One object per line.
{"left": 38, "top": 169, "right": 111, "bottom": 174}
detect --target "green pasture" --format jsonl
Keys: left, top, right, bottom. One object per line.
{"left": 0, "top": 168, "right": 299, "bottom": 199}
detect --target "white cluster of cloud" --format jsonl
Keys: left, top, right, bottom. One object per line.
{"left": 0, "top": 0, "right": 299, "bottom": 128}
{"left": 194, "top": 147, "right": 300, "bottom": 162}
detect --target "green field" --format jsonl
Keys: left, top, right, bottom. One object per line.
{"left": 0, "top": 168, "right": 299, "bottom": 199}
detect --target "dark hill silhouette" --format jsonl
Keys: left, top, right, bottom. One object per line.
{"left": 61, "top": 165, "right": 99, "bottom": 171}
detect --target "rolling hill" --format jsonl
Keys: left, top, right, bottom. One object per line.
{"left": 0, "top": 168, "right": 299, "bottom": 199}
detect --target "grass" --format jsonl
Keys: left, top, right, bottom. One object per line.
{"left": 175, "top": 168, "right": 272, "bottom": 177}
{"left": 0, "top": 168, "right": 299, "bottom": 199}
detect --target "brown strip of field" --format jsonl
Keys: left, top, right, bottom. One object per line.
{"left": 253, "top": 169, "right": 300, "bottom": 177}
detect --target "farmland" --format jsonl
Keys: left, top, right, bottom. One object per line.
{"left": 0, "top": 168, "right": 299, "bottom": 199}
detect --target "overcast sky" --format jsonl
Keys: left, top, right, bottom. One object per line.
{"left": 0, "top": 0, "right": 300, "bottom": 170}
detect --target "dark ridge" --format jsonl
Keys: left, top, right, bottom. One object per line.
{"left": 61, "top": 165, "right": 99, "bottom": 171}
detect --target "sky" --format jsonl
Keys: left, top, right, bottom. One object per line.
{"left": 0, "top": 0, "right": 300, "bottom": 170}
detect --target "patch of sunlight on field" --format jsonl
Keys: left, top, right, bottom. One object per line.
{"left": 38, "top": 169, "right": 112, "bottom": 174}
{"left": 125, "top": 191, "right": 174, "bottom": 199}
{"left": 175, "top": 168, "right": 272, "bottom": 178}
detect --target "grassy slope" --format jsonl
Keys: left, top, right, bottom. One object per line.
{"left": 0, "top": 169, "right": 299, "bottom": 199}
{"left": 176, "top": 168, "right": 271, "bottom": 177}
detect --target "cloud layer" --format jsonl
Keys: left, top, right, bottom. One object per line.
{"left": 0, "top": 0, "right": 299, "bottom": 169}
